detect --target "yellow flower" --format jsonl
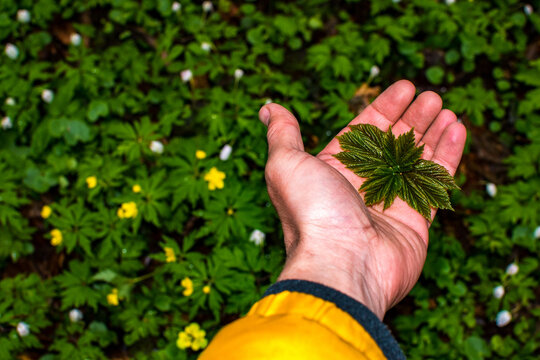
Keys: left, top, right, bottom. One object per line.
{"left": 164, "top": 247, "right": 176, "bottom": 263}
{"left": 50, "top": 229, "right": 62, "bottom": 246}
{"left": 117, "top": 202, "right": 138, "bottom": 219}
{"left": 227, "top": 208, "right": 234, "bottom": 216}
{"left": 132, "top": 184, "right": 142, "bottom": 193}
{"left": 195, "top": 150, "right": 207, "bottom": 159}
{"left": 177, "top": 323, "right": 208, "bottom": 351}
{"left": 181, "top": 277, "right": 193, "bottom": 297}
{"left": 191, "top": 337, "right": 208, "bottom": 351}
{"left": 203, "top": 167, "right": 225, "bottom": 190}
{"left": 177, "top": 331, "right": 192, "bottom": 349}
{"left": 41, "top": 205, "right": 52, "bottom": 219}
{"left": 86, "top": 176, "right": 97, "bottom": 189}
{"left": 107, "top": 288, "right": 119, "bottom": 306}
{"left": 203, "top": 285, "right": 211, "bottom": 294}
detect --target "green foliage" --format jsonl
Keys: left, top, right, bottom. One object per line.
{"left": 0, "top": 0, "right": 538, "bottom": 359}
{"left": 335, "top": 124, "right": 458, "bottom": 219}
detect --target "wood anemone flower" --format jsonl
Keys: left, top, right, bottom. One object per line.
{"left": 334, "top": 124, "right": 460, "bottom": 220}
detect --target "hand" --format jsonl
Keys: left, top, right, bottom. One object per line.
{"left": 259, "top": 80, "right": 466, "bottom": 319}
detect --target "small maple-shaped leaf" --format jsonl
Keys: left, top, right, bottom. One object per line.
{"left": 334, "top": 124, "right": 459, "bottom": 220}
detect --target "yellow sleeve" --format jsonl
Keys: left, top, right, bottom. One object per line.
{"left": 200, "top": 280, "right": 405, "bottom": 360}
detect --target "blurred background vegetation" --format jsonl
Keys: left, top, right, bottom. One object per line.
{"left": 0, "top": 0, "right": 539, "bottom": 359}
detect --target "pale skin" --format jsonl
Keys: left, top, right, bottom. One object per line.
{"left": 258, "top": 80, "right": 467, "bottom": 320}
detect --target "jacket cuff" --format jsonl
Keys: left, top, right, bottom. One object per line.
{"left": 264, "top": 279, "right": 406, "bottom": 360}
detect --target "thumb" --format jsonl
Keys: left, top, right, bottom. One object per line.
{"left": 259, "top": 103, "right": 304, "bottom": 156}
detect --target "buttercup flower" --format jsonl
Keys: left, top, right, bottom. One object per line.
{"left": 17, "top": 322, "right": 30, "bottom": 337}
{"left": 107, "top": 288, "right": 119, "bottom": 306}
{"left": 86, "top": 176, "right": 97, "bottom": 189}
{"left": 493, "top": 285, "right": 504, "bottom": 299}
{"left": 5, "top": 97, "right": 15, "bottom": 106}
{"left": 180, "top": 69, "right": 193, "bottom": 83}
{"left": 5, "top": 43, "right": 19, "bottom": 60}
{"left": 203, "top": 285, "right": 211, "bottom": 294}
{"left": 177, "top": 323, "right": 208, "bottom": 351}
{"left": 117, "top": 202, "right": 138, "bottom": 219}
{"left": 1, "top": 116, "right": 12, "bottom": 130}
{"left": 249, "top": 229, "right": 266, "bottom": 246}
{"left": 219, "top": 144, "right": 232, "bottom": 161}
{"left": 50, "top": 229, "right": 63, "bottom": 246}
{"left": 41, "top": 89, "right": 54, "bottom": 103}
{"left": 201, "top": 42, "right": 211, "bottom": 52}
{"left": 227, "top": 208, "right": 234, "bottom": 216}
{"left": 202, "top": 1, "right": 213, "bottom": 12}
{"left": 70, "top": 33, "right": 82, "bottom": 46}
{"left": 150, "top": 140, "right": 164, "bottom": 154}
{"left": 486, "top": 183, "right": 497, "bottom": 197}
{"left": 17, "top": 9, "right": 30, "bottom": 23}
{"left": 132, "top": 184, "right": 142, "bottom": 193}
{"left": 496, "top": 310, "right": 511, "bottom": 327}
{"left": 181, "top": 277, "right": 193, "bottom": 296}
{"left": 204, "top": 167, "right": 225, "bottom": 190}
{"left": 164, "top": 247, "right": 176, "bottom": 263}
{"left": 234, "top": 68, "right": 244, "bottom": 80}
{"left": 506, "top": 263, "right": 519, "bottom": 276}
{"left": 172, "top": 2, "right": 181, "bottom": 12}
{"left": 195, "top": 150, "right": 207, "bottom": 159}
{"left": 41, "top": 205, "right": 52, "bottom": 219}
{"left": 69, "top": 309, "right": 83, "bottom": 322}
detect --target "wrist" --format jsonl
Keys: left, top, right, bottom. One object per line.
{"left": 277, "top": 241, "right": 387, "bottom": 319}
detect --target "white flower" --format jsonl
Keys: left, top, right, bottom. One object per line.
{"left": 445, "top": 0, "right": 456, "bottom": 4}
{"left": 17, "top": 9, "right": 30, "bottom": 23}
{"left": 234, "top": 68, "right": 244, "bottom": 80}
{"left": 1, "top": 116, "right": 12, "bottom": 130}
{"left": 41, "top": 89, "right": 54, "bottom": 103}
{"left": 69, "top": 309, "right": 83, "bottom": 323}
{"left": 506, "top": 263, "right": 519, "bottom": 276}
{"left": 219, "top": 144, "right": 232, "bottom": 161}
{"left": 249, "top": 229, "right": 265, "bottom": 246}
{"left": 369, "top": 65, "right": 380, "bottom": 78}
{"left": 534, "top": 226, "right": 540, "bottom": 239}
{"left": 495, "top": 310, "right": 512, "bottom": 327}
{"left": 5, "top": 43, "right": 19, "bottom": 60}
{"left": 492, "top": 285, "right": 505, "bottom": 299}
{"left": 70, "top": 33, "right": 82, "bottom": 46}
{"left": 5, "top": 97, "right": 15, "bottom": 106}
{"left": 524, "top": 4, "right": 533, "bottom": 16}
{"left": 392, "top": 0, "right": 401, "bottom": 3}
{"left": 265, "top": 98, "right": 272, "bottom": 105}
{"left": 180, "top": 69, "right": 193, "bottom": 83}
{"left": 172, "top": 1, "right": 181, "bottom": 12}
{"left": 202, "top": 1, "right": 213, "bottom": 12}
{"left": 150, "top": 140, "right": 164, "bottom": 154}
{"left": 201, "top": 42, "right": 211, "bottom": 52}
{"left": 17, "top": 322, "right": 30, "bottom": 337}
{"left": 486, "top": 183, "right": 497, "bottom": 197}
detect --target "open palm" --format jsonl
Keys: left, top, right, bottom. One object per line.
{"left": 260, "top": 80, "right": 466, "bottom": 319}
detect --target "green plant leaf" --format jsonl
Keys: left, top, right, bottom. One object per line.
{"left": 334, "top": 124, "right": 459, "bottom": 220}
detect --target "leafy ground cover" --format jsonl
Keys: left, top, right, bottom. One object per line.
{"left": 0, "top": 1, "right": 539, "bottom": 359}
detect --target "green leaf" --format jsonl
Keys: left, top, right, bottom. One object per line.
{"left": 334, "top": 124, "right": 459, "bottom": 220}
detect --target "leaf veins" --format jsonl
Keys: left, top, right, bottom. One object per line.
{"left": 334, "top": 124, "right": 460, "bottom": 220}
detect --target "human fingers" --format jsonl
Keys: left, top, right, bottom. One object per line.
{"left": 319, "top": 80, "right": 416, "bottom": 157}
{"left": 429, "top": 121, "right": 467, "bottom": 176}
{"left": 418, "top": 109, "right": 457, "bottom": 160}
{"left": 391, "top": 91, "right": 442, "bottom": 141}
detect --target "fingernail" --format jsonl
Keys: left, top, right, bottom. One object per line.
{"left": 259, "top": 107, "right": 270, "bottom": 126}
